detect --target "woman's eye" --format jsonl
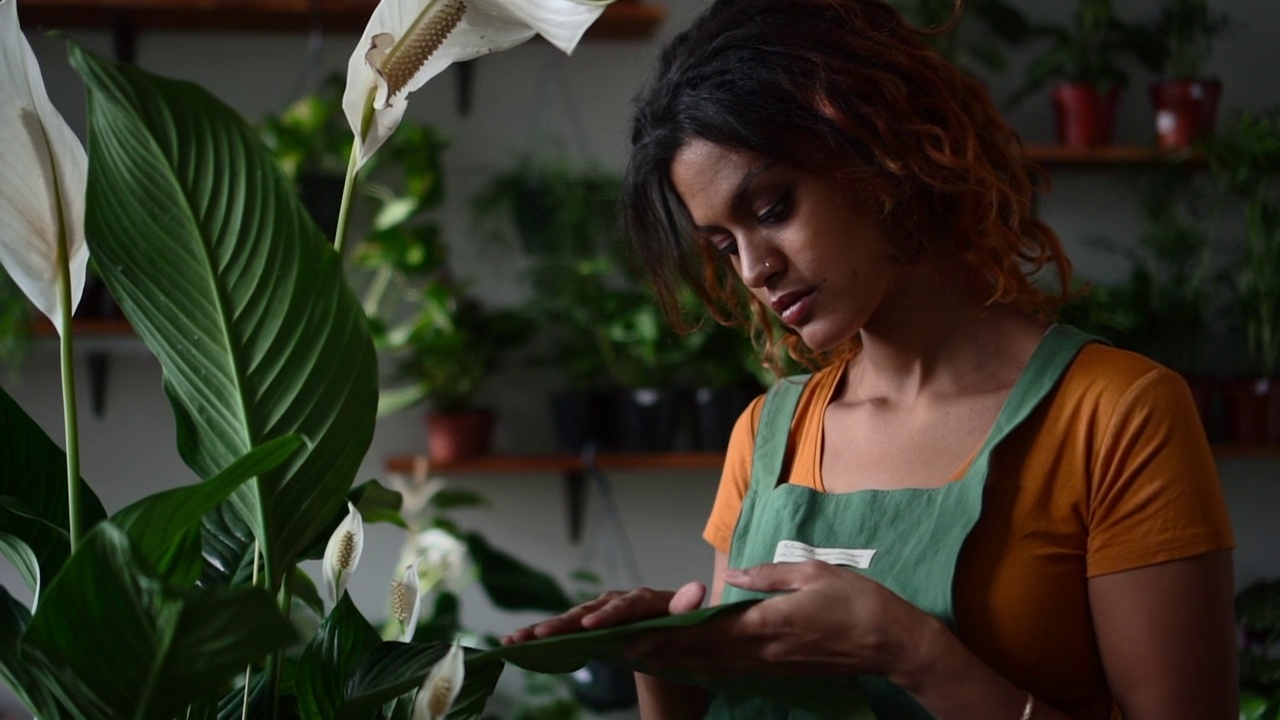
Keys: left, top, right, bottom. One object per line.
{"left": 758, "top": 189, "right": 792, "bottom": 225}
{"left": 715, "top": 239, "right": 739, "bottom": 257}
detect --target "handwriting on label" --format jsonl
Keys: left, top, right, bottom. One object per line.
{"left": 773, "top": 540, "right": 876, "bottom": 569}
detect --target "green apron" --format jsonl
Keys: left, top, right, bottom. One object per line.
{"left": 707, "top": 325, "right": 1096, "bottom": 719}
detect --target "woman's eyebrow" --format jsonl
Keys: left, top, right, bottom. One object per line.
{"left": 692, "top": 161, "right": 779, "bottom": 233}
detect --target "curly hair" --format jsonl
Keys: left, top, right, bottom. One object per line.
{"left": 622, "top": 0, "right": 1072, "bottom": 375}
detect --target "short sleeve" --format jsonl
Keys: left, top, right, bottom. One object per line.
{"left": 1086, "top": 367, "right": 1236, "bottom": 577}
{"left": 702, "top": 394, "right": 766, "bottom": 553}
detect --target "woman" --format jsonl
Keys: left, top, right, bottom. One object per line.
{"left": 503, "top": 0, "right": 1238, "bottom": 717}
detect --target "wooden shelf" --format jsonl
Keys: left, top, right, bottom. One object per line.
{"left": 1024, "top": 144, "right": 1203, "bottom": 166}
{"left": 18, "top": 0, "right": 666, "bottom": 39}
{"left": 386, "top": 451, "right": 725, "bottom": 476}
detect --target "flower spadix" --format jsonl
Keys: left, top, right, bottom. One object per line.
{"left": 343, "top": 0, "right": 612, "bottom": 167}
{"left": 412, "top": 640, "right": 465, "bottom": 720}
{"left": 323, "top": 501, "right": 365, "bottom": 603}
{"left": 390, "top": 556, "right": 424, "bottom": 642}
{"left": 0, "top": 0, "right": 89, "bottom": 335}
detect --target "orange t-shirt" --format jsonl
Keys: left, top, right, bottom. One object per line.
{"left": 703, "top": 344, "right": 1235, "bottom": 719}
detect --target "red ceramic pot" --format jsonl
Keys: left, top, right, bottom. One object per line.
{"left": 426, "top": 407, "right": 495, "bottom": 463}
{"left": 1223, "top": 378, "right": 1280, "bottom": 445}
{"left": 1150, "top": 79, "right": 1222, "bottom": 150}
{"left": 1051, "top": 83, "right": 1121, "bottom": 149}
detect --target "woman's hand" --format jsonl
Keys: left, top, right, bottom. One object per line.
{"left": 628, "top": 560, "right": 945, "bottom": 685}
{"left": 501, "top": 581, "right": 708, "bottom": 645}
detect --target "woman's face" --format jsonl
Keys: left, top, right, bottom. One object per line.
{"left": 669, "top": 138, "right": 902, "bottom": 352}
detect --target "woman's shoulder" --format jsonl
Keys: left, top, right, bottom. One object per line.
{"left": 1063, "top": 341, "right": 1188, "bottom": 397}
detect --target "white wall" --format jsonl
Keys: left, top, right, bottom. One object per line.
{"left": 5, "top": 0, "right": 1280, "bottom": 715}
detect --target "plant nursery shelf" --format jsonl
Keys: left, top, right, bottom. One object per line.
{"left": 387, "top": 452, "right": 724, "bottom": 542}
{"left": 19, "top": 0, "right": 666, "bottom": 39}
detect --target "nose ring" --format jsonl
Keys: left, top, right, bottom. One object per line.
{"left": 764, "top": 259, "right": 772, "bottom": 269}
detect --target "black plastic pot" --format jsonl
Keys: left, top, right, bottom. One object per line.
{"left": 613, "top": 387, "right": 684, "bottom": 453}
{"left": 692, "top": 384, "right": 760, "bottom": 451}
{"left": 570, "top": 659, "right": 638, "bottom": 712}
{"left": 551, "top": 389, "right": 615, "bottom": 453}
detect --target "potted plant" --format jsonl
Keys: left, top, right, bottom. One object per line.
{"left": 472, "top": 155, "right": 626, "bottom": 452}
{"left": 1203, "top": 110, "right": 1280, "bottom": 443}
{"left": 259, "top": 74, "right": 360, "bottom": 241}
{"left": 1130, "top": 0, "right": 1228, "bottom": 150}
{"left": 1009, "top": 0, "right": 1135, "bottom": 148}
{"left": 889, "top": 0, "right": 1031, "bottom": 79}
{"left": 677, "top": 288, "right": 766, "bottom": 451}
{"left": 387, "top": 275, "right": 534, "bottom": 462}
{"left": 472, "top": 155, "right": 621, "bottom": 257}
{"left": 1080, "top": 172, "right": 1221, "bottom": 430}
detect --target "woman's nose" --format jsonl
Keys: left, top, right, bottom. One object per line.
{"left": 739, "top": 246, "right": 781, "bottom": 288}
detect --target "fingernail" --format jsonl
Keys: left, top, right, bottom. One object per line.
{"left": 724, "top": 569, "right": 745, "bottom": 581}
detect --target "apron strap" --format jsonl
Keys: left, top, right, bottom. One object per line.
{"left": 973, "top": 324, "right": 1100, "bottom": 459}
{"left": 748, "top": 374, "right": 812, "bottom": 494}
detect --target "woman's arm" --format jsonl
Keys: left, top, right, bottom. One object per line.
{"left": 1090, "top": 549, "right": 1238, "bottom": 719}
{"left": 896, "top": 551, "right": 1237, "bottom": 720}
{"left": 634, "top": 551, "right": 729, "bottom": 720}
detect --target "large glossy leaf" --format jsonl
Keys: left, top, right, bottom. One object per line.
{"left": 0, "top": 384, "right": 106, "bottom": 598}
{"left": 465, "top": 532, "right": 574, "bottom": 613}
{"left": 67, "top": 44, "right": 378, "bottom": 585}
{"left": 113, "top": 435, "right": 304, "bottom": 586}
{"left": 200, "top": 500, "right": 257, "bottom": 588}
{"left": 21, "top": 523, "right": 296, "bottom": 720}
{"left": 295, "top": 594, "right": 382, "bottom": 720}
{"left": 339, "top": 642, "right": 505, "bottom": 720}
{"left": 0, "top": 585, "right": 67, "bottom": 719}
{"left": 485, "top": 600, "right": 867, "bottom": 717}
{"left": 0, "top": 532, "right": 37, "bottom": 603}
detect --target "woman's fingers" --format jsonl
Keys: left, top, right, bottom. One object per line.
{"left": 668, "top": 581, "right": 708, "bottom": 614}
{"left": 580, "top": 587, "right": 675, "bottom": 629}
{"left": 502, "top": 592, "right": 623, "bottom": 644}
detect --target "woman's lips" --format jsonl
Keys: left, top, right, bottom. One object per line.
{"left": 771, "top": 289, "right": 815, "bottom": 325}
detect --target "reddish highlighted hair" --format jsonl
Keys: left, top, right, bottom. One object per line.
{"left": 622, "top": 0, "right": 1072, "bottom": 374}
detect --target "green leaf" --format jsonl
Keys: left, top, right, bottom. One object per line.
{"left": 0, "top": 584, "right": 67, "bottom": 719}
{"left": 114, "top": 435, "right": 305, "bottom": 585}
{"left": 67, "top": 44, "right": 378, "bottom": 586}
{"left": 339, "top": 642, "right": 505, "bottom": 720}
{"left": 200, "top": 500, "right": 258, "bottom": 588}
{"left": 465, "top": 532, "right": 574, "bottom": 613}
{"left": 290, "top": 566, "right": 325, "bottom": 618}
{"left": 22, "top": 523, "right": 296, "bottom": 720}
{"left": 295, "top": 594, "right": 382, "bottom": 720}
{"left": 0, "top": 384, "right": 107, "bottom": 596}
{"left": 485, "top": 600, "right": 864, "bottom": 716}
{"left": 0, "top": 532, "right": 38, "bottom": 604}
{"left": 353, "top": 478, "right": 406, "bottom": 529}
{"left": 431, "top": 489, "right": 489, "bottom": 511}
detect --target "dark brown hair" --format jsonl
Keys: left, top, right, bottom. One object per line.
{"left": 622, "top": 0, "right": 1072, "bottom": 373}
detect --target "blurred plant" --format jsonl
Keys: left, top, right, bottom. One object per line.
{"left": 1128, "top": 0, "right": 1227, "bottom": 80}
{"left": 1203, "top": 109, "right": 1280, "bottom": 378}
{"left": 259, "top": 74, "right": 354, "bottom": 182}
{"left": 889, "top": 0, "right": 1031, "bottom": 77}
{"left": 1008, "top": 0, "right": 1135, "bottom": 106}
{"left": 1082, "top": 172, "right": 1219, "bottom": 373}
{"left": 1238, "top": 579, "right": 1280, "bottom": 719}
{"left": 0, "top": 268, "right": 31, "bottom": 372}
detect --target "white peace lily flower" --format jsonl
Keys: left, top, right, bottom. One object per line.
{"left": 0, "top": 0, "right": 89, "bottom": 334}
{"left": 342, "top": 0, "right": 613, "bottom": 167}
{"left": 390, "top": 556, "right": 425, "bottom": 642}
{"left": 412, "top": 639, "right": 465, "bottom": 720}
{"left": 413, "top": 527, "right": 473, "bottom": 591}
{"left": 323, "top": 501, "right": 365, "bottom": 603}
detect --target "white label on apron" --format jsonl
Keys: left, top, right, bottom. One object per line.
{"left": 773, "top": 540, "right": 876, "bottom": 569}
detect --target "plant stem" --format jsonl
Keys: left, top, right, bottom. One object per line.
{"left": 333, "top": 140, "right": 360, "bottom": 258}
{"left": 362, "top": 265, "right": 394, "bottom": 317}
{"left": 241, "top": 542, "right": 261, "bottom": 720}
{"left": 333, "top": 97, "right": 376, "bottom": 257}
{"left": 54, "top": 196, "right": 82, "bottom": 551}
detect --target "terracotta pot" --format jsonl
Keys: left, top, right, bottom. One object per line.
{"left": 1051, "top": 83, "right": 1121, "bottom": 149}
{"left": 1181, "top": 375, "right": 1219, "bottom": 441}
{"left": 1150, "top": 79, "right": 1222, "bottom": 150}
{"left": 426, "top": 408, "right": 495, "bottom": 463}
{"left": 1223, "top": 378, "right": 1280, "bottom": 444}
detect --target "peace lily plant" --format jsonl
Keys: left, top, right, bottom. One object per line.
{"left": 0, "top": 0, "right": 632, "bottom": 715}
